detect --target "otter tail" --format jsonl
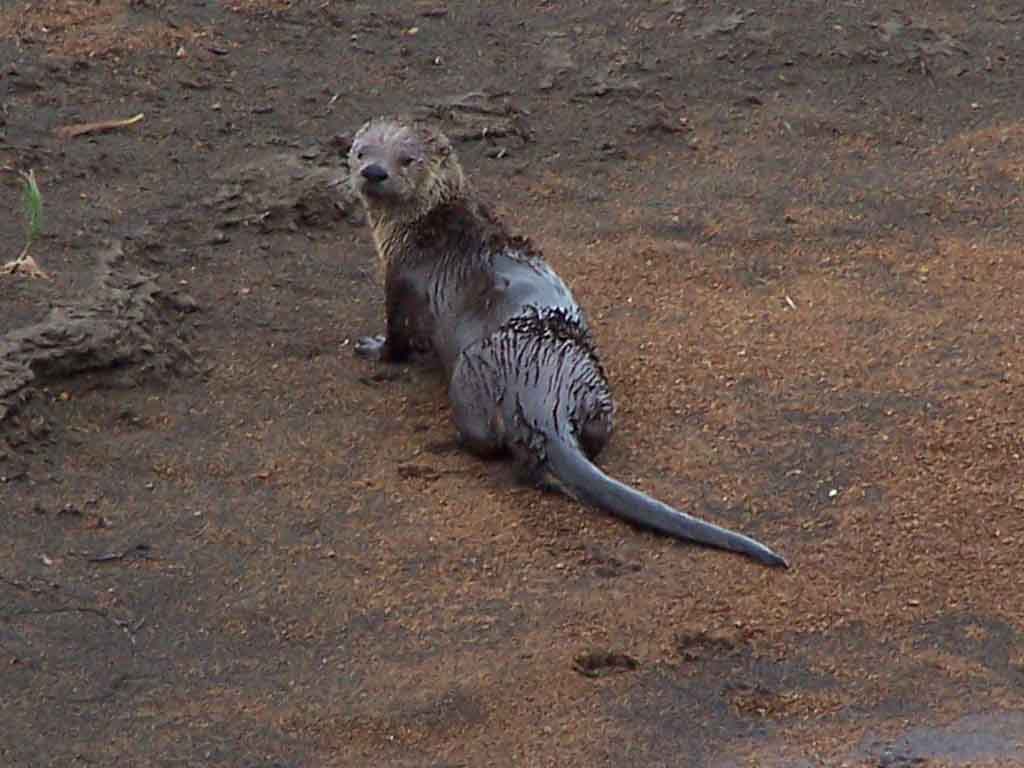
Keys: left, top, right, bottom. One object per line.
{"left": 543, "top": 437, "right": 788, "bottom": 568}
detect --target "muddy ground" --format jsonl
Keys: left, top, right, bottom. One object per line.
{"left": 2, "top": 2, "right": 1024, "bottom": 766}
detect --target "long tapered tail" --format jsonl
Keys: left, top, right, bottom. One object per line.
{"left": 544, "top": 437, "right": 788, "bottom": 568}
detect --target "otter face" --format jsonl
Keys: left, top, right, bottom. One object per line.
{"left": 348, "top": 118, "right": 463, "bottom": 217}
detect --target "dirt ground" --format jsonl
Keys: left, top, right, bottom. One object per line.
{"left": 2, "top": 1, "right": 1024, "bottom": 766}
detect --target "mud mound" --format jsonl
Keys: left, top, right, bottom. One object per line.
{"left": 0, "top": 242, "right": 195, "bottom": 423}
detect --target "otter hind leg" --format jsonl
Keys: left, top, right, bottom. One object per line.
{"left": 579, "top": 410, "right": 613, "bottom": 459}
{"left": 449, "top": 358, "right": 504, "bottom": 459}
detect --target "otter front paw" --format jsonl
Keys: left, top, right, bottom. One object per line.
{"left": 355, "top": 335, "right": 388, "bottom": 360}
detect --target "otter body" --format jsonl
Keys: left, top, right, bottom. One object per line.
{"left": 350, "top": 117, "right": 786, "bottom": 568}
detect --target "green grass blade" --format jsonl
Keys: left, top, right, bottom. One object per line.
{"left": 22, "top": 170, "right": 43, "bottom": 244}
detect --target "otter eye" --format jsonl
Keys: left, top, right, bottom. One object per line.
{"left": 399, "top": 155, "right": 415, "bottom": 167}
{"left": 355, "top": 150, "right": 364, "bottom": 160}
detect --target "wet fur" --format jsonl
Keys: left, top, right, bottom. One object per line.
{"left": 349, "top": 116, "right": 787, "bottom": 568}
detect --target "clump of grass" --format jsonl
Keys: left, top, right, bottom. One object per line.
{"left": 3, "top": 168, "right": 50, "bottom": 279}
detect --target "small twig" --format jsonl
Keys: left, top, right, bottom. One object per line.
{"left": 54, "top": 112, "right": 145, "bottom": 140}
{"left": 1, "top": 243, "right": 50, "bottom": 280}
{"left": 76, "top": 543, "right": 152, "bottom": 563}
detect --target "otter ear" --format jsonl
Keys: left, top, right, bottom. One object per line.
{"left": 353, "top": 120, "right": 374, "bottom": 142}
{"left": 432, "top": 132, "right": 454, "bottom": 159}
{"left": 413, "top": 121, "right": 452, "bottom": 157}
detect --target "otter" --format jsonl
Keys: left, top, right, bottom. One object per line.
{"left": 348, "top": 116, "right": 787, "bottom": 568}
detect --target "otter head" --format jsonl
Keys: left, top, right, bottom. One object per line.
{"left": 348, "top": 117, "right": 465, "bottom": 223}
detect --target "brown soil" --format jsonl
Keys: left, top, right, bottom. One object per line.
{"left": 2, "top": 2, "right": 1023, "bottom": 767}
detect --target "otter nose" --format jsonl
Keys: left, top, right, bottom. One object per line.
{"left": 361, "top": 164, "right": 389, "bottom": 183}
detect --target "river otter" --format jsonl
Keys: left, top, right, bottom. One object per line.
{"left": 348, "top": 116, "right": 787, "bottom": 568}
